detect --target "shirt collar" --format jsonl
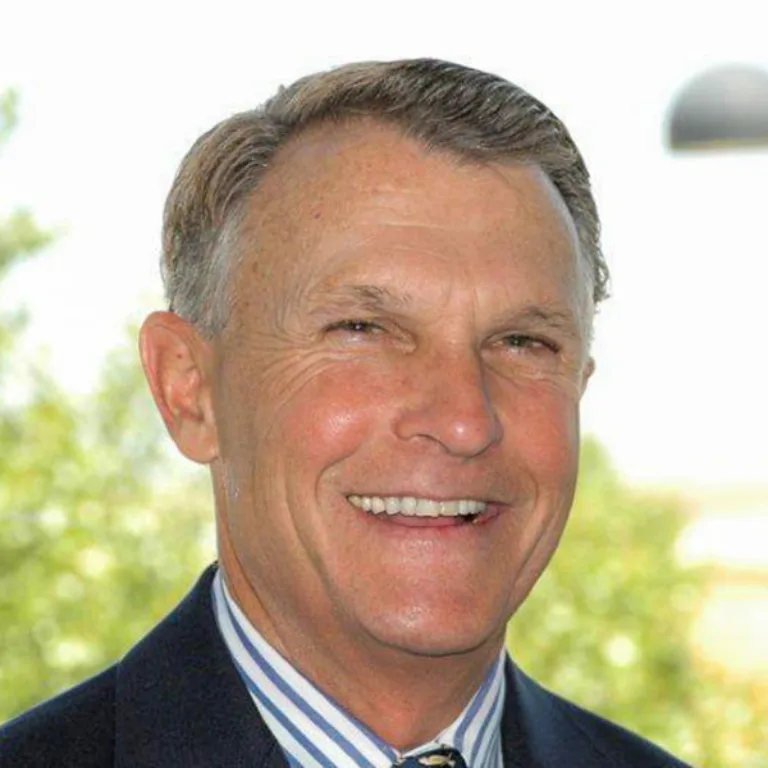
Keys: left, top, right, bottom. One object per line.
{"left": 212, "top": 569, "right": 505, "bottom": 768}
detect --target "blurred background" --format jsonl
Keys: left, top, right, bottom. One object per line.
{"left": 1, "top": 1, "right": 766, "bottom": 764}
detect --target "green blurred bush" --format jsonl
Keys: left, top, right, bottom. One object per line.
{"left": 508, "top": 441, "right": 768, "bottom": 766}
{"left": 0, "top": 91, "right": 214, "bottom": 717}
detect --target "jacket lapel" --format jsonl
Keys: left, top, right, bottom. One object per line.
{"left": 501, "top": 658, "right": 540, "bottom": 767}
{"left": 113, "top": 565, "right": 288, "bottom": 768}
{"left": 506, "top": 660, "right": 614, "bottom": 768}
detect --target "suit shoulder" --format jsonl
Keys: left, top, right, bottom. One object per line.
{"left": 550, "top": 690, "right": 693, "bottom": 767}
{"left": 511, "top": 664, "right": 694, "bottom": 767}
{"left": 0, "top": 667, "right": 116, "bottom": 768}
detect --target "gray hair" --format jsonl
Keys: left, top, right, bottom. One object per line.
{"left": 162, "top": 58, "right": 608, "bottom": 336}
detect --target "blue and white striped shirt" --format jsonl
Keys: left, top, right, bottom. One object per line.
{"left": 212, "top": 570, "right": 505, "bottom": 767}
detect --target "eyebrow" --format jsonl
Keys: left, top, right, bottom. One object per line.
{"left": 507, "top": 305, "right": 578, "bottom": 327}
{"left": 308, "top": 284, "right": 414, "bottom": 315}
{"left": 492, "top": 304, "right": 584, "bottom": 340}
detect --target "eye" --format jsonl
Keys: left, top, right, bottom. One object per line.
{"left": 324, "top": 319, "right": 384, "bottom": 335}
{"left": 501, "top": 334, "right": 559, "bottom": 354}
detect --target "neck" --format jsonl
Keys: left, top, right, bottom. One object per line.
{"left": 218, "top": 540, "right": 504, "bottom": 751}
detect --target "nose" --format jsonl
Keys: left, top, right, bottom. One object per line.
{"left": 393, "top": 347, "right": 503, "bottom": 459}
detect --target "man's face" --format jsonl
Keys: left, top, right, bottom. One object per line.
{"left": 211, "top": 121, "right": 591, "bottom": 664}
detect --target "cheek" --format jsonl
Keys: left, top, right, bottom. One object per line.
{"left": 268, "top": 363, "right": 393, "bottom": 472}
{"left": 508, "top": 383, "right": 581, "bottom": 487}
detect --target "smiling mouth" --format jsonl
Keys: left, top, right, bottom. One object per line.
{"left": 347, "top": 495, "right": 489, "bottom": 524}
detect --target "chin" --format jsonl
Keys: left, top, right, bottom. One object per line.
{"left": 360, "top": 601, "right": 508, "bottom": 659}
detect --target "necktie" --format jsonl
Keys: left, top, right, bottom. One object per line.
{"left": 395, "top": 746, "right": 469, "bottom": 767}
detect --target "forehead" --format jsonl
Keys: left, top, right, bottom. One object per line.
{"left": 236, "top": 120, "right": 584, "bottom": 310}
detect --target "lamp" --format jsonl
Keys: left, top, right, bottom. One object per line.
{"left": 667, "top": 64, "right": 768, "bottom": 151}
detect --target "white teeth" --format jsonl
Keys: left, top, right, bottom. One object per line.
{"left": 347, "top": 495, "right": 487, "bottom": 518}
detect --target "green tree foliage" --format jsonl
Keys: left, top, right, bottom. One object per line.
{"left": 1, "top": 91, "right": 765, "bottom": 766}
{"left": 0, "top": 342, "right": 214, "bottom": 717}
{"left": 0, "top": 92, "right": 214, "bottom": 718}
{"left": 508, "top": 440, "right": 768, "bottom": 767}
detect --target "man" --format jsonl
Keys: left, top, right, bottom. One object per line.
{"left": 0, "top": 59, "right": 692, "bottom": 767}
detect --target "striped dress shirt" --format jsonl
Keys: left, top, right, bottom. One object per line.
{"left": 212, "top": 570, "right": 506, "bottom": 767}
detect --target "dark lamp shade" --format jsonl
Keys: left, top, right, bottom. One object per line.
{"left": 667, "top": 64, "right": 768, "bottom": 151}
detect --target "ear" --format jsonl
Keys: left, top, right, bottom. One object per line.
{"left": 139, "top": 311, "right": 219, "bottom": 464}
{"left": 580, "top": 357, "right": 595, "bottom": 397}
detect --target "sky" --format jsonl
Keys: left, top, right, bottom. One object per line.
{"left": 1, "top": 0, "right": 767, "bottom": 489}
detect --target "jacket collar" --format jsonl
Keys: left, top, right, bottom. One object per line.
{"left": 114, "top": 565, "right": 285, "bottom": 767}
